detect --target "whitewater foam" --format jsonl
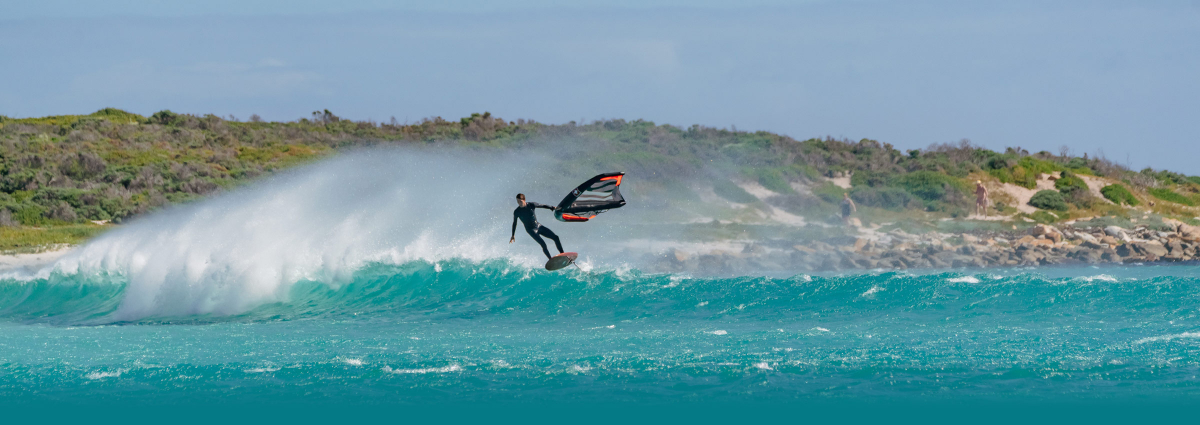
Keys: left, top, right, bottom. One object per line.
{"left": 85, "top": 370, "right": 124, "bottom": 380}
{"left": 245, "top": 367, "right": 281, "bottom": 373}
{"left": 1134, "top": 332, "right": 1200, "bottom": 344}
{"left": 384, "top": 364, "right": 463, "bottom": 374}
{"left": 860, "top": 285, "right": 884, "bottom": 297}
{"left": 40, "top": 150, "right": 548, "bottom": 320}
{"left": 1077, "top": 274, "right": 1119, "bottom": 282}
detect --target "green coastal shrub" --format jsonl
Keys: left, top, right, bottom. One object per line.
{"left": 1029, "top": 190, "right": 1069, "bottom": 211}
{"left": 743, "top": 167, "right": 794, "bottom": 194}
{"left": 984, "top": 157, "right": 1012, "bottom": 171}
{"left": 1140, "top": 168, "right": 1195, "bottom": 186}
{"left": 851, "top": 170, "right": 895, "bottom": 188}
{"left": 1100, "top": 184, "right": 1139, "bottom": 206}
{"left": 988, "top": 167, "right": 1014, "bottom": 184}
{"left": 1055, "top": 171, "right": 1093, "bottom": 208}
{"left": 1055, "top": 172, "right": 1088, "bottom": 196}
{"left": 813, "top": 182, "right": 847, "bottom": 203}
{"left": 1011, "top": 157, "right": 1062, "bottom": 188}
{"left": 1149, "top": 187, "right": 1195, "bottom": 206}
{"left": 13, "top": 205, "right": 47, "bottom": 226}
{"left": 851, "top": 187, "right": 914, "bottom": 210}
{"left": 789, "top": 164, "right": 823, "bottom": 181}
{"left": 894, "top": 171, "right": 966, "bottom": 202}
{"left": 712, "top": 179, "right": 758, "bottom": 204}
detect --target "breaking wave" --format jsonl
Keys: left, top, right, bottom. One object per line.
{"left": 2, "top": 259, "right": 1198, "bottom": 326}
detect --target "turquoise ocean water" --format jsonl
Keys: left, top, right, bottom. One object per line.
{"left": 3, "top": 260, "right": 1200, "bottom": 419}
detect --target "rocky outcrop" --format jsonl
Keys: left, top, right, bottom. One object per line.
{"left": 652, "top": 222, "right": 1199, "bottom": 274}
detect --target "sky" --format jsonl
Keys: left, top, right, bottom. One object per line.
{"left": 2, "top": 0, "right": 1198, "bottom": 174}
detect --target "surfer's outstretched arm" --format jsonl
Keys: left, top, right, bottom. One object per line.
{"left": 510, "top": 211, "right": 518, "bottom": 243}
{"left": 529, "top": 202, "right": 556, "bottom": 210}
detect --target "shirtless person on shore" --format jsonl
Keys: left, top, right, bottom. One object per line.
{"left": 974, "top": 180, "right": 989, "bottom": 217}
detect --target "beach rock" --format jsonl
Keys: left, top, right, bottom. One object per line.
{"left": 671, "top": 249, "right": 690, "bottom": 262}
{"left": 1179, "top": 223, "right": 1200, "bottom": 242}
{"left": 1076, "top": 248, "right": 1103, "bottom": 264}
{"left": 1018, "top": 250, "right": 1043, "bottom": 265}
{"left": 1105, "top": 226, "right": 1130, "bottom": 241}
{"left": 1134, "top": 241, "right": 1169, "bottom": 258}
{"left": 1100, "top": 235, "right": 1119, "bottom": 246}
{"left": 962, "top": 234, "right": 979, "bottom": 244}
{"left": 1033, "top": 224, "right": 1060, "bottom": 237}
{"left": 1072, "top": 232, "right": 1098, "bottom": 244}
{"left": 854, "top": 238, "right": 869, "bottom": 252}
{"left": 1165, "top": 240, "right": 1186, "bottom": 260}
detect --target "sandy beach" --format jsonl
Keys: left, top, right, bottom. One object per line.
{"left": 0, "top": 247, "right": 73, "bottom": 271}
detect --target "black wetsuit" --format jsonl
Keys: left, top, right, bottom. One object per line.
{"left": 512, "top": 202, "right": 564, "bottom": 260}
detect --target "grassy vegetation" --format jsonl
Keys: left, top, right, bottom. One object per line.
{"left": 2, "top": 108, "right": 1198, "bottom": 251}
{"left": 1029, "top": 210, "right": 1061, "bottom": 224}
{"left": 0, "top": 224, "right": 109, "bottom": 253}
{"left": 1149, "top": 187, "right": 1196, "bottom": 206}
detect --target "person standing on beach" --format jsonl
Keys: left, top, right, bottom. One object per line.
{"left": 841, "top": 192, "right": 857, "bottom": 227}
{"left": 974, "top": 180, "right": 989, "bottom": 217}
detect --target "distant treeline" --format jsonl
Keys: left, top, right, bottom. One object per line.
{"left": 1, "top": 108, "right": 1198, "bottom": 228}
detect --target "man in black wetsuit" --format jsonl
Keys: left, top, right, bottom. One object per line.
{"left": 510, "top": 193, "right": 565, "bottom": 260}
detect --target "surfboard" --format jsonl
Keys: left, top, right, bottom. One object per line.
{"left": 545, "top": 252, "right": 578, "bottom": 271}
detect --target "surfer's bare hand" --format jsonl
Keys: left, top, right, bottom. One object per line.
{"left": 509, "top": 237, "right": 515, "bottom": 243}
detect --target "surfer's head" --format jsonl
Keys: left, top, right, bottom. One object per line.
{"left": 516, "top": 193, "right": 526, "bottom": 207}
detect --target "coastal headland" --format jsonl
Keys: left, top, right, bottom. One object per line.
{"left": 1, "top": 108, "right": 1197, "bottom": 272}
